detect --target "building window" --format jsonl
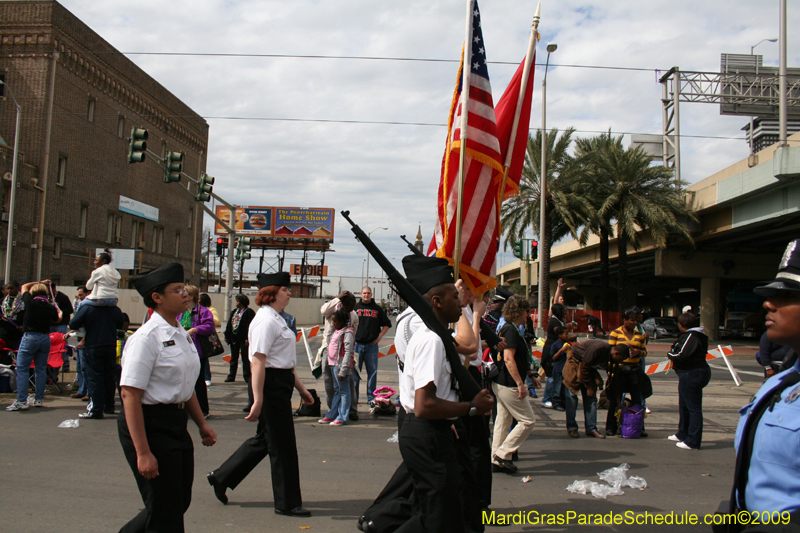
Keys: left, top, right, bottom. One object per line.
{"left": 160, "top": 141, "right": 167, "bottom": 158}
{"left": 188, "top": 208, "right": 193, "bottom": 229}
{"left": 114, "top": 216, "right": 123, "bottom": 244}
{"left": 53, "top": 237, "right": 62, "bottom": 258}
{"left": 87, "top": 98, "right": 95, "bottom": 122}
{"left": 131, "top": 220, "right": 138, "bottom": 248}
{"left": 117, "top": 116, "right": 125, "bottom": 138}
{"left": 106, "top": 215, "right": 114, "bottom": 243}
{"left": 79, "top": 206, "right": 88, "bottom": 238}
{"left": 175, "top": 232, "right": 181, "bottom": 258}
{"left": 157, "top": 227, "right": 164, "bottom": 254}
{"left": 151, "top": 226, "right": 158, "bottom": 253}
{"left": 56, "top": 155, "right": 67, "bottom": 186}
{"left": 138, "top": 222, "right": 146, "bottom": 248}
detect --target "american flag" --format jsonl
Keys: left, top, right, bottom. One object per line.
{"left": 428, "top": 0, "right": 502, "bottom": 296}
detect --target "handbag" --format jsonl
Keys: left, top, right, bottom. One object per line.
{"left": 199, "top": 331, "right": 225, "bottom": 358}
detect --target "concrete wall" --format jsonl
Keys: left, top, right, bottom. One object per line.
{"left": 63, "top": 287, "right": 326, "bottom": 327}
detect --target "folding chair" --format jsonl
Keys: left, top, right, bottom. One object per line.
{"left": 27, "top": 333, "right": 67, "bottom": 394}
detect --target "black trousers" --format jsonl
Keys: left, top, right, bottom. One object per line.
{"left": 194, "top": 360, "right": 209, "bottom": 416}
{"left": 606, "top": 371, "right": 643, "bottom": 434}
{"left": 227, "top": 342, "right": 250, "bottom": 381}
{"left": 396, "top": 414, "right": 464, "bottom": 533}
{"left": 466, "top": 366, "right": 492, "bottom": 511}
{"left": 212, "top": 368, "right": 302, "bottom": 511}
{"left": 118, "top": 405, "right": 193, "bottom": 533}
{"left": 83, "top": 345, "right": 117, "bottom": 415}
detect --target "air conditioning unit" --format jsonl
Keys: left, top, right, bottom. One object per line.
{"left": 1, "top": 212, "right": 8, "bottom": 222}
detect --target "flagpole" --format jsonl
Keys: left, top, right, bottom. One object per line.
{"left": 453, "top": 0, "right": 475, "bottom": 283}
{"left": 499, "top": 1, "right": 541, "bottom": 201}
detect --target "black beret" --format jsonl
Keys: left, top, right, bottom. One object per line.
{"left": 402, "top": 255, "right": 455, "bottom": 295}
{"left": 131, "top": 263, "right": 184, "bottom": 298}
{"left": 754, "top": 239, "right": 800, "bottom": 297}
{"left": 257, "top": 272, "right": 291, "bottom": 289}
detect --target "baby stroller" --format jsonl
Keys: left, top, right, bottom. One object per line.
{"left": 370, "top": 386, "right": 397, "bottom": 419}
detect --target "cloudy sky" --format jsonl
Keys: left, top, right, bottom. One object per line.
{"left": 58, "top": 0, "right": 799, "bottom": 279}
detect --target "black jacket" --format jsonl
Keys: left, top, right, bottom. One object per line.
{"left": 668, "top": 327, "right": 710, "bottom": 372}
{"left": 224, "top": 307, "right": 255, "bottom": 345}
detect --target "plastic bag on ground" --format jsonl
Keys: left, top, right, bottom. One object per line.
{"left": 622, "top": 476, "right": 647, "bottom": 489}
{"left": 597, "top": 463, "right": 630, "bottom": 487}
{"left": 591, "top": 483, "right": 624, "bottom": 499}
{"left": 566, "top": 480, "right": 597, "bottom": 494}
{"left": 58, "top": 419, "right": 79, "bottom": 429}
{"left": 387, "top": 431, "right": 399, "bottom": 443}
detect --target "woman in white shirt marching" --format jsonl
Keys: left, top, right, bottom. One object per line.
{"left": 118, "top": 262, "right": 216, "bottom": 532}
{"left": 207, "top": 272, "right": 315, "bottom": 518}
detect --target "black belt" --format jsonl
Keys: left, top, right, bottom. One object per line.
{"left": 404, "top": 412, "right": 454, "bottom": 428}
{"left": 142, "top": 402, "right": 186, "bottom": 410}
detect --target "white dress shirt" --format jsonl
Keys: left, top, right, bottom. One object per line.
{"left": 120, "top": 312, "right": 200, "bottom": 405}
{"left": 399, "top": 325, "right": 458, "bottom": 416}
{"left": 249, "top": 305, "right": 297, "bottom": 369}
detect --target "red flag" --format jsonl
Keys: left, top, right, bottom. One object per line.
{"left": 495, "top": 57, "right": 536, "bottom": 201}
{"left": 428, "top": 1, "right": 501, "bottom": 296}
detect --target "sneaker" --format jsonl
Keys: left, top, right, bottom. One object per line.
{"left": 368, "top": 401, "right": 376, "bottom": 408}
{"left": 27, "top": 397, "right": 43, "bottom": 408}
{"left": 6, "top": 400, "right": 29, "bottom": 411}
{"left": 676, "top": 441, "right": 696, "bottom": 450}
{"left": 541, "top": 401, "right": 553, "bottom": 409}
{"left": 646, "top": 408, "right": 651, "bottom": 414}
{"left": 318, "top": 417, "right": 333, "bottom": 423}
{"left": 667, "top": 434, "right": 680, "bottom": 442}
{"left": 330, "top": 420, "right": 344, "bottom": 426}
{"left": 553, "top": 405, "right": 566, "bottom": 412}
{"left": 205, "top": 380, "right": 211, "bottom": 387}
{"left": 491, "top": 455, "right": 518, "bottom": 475}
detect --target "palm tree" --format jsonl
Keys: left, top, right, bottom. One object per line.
{"left": 500, "top": 128, "right": 592, "bottom": 308}
{"left": 574, "top": 132, "right": 617, "bottom": 311}
{"left": 587, "top": 135, "right": 697, "bottom": 312}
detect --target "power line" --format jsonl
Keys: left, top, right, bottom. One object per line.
{"left": 25, "top": 49, "right": 663, "bottom": 74}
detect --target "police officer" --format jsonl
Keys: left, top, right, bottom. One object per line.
{"left": 207, "top": 272, "right": 315, "bottom": 517}
{"left": 728, "top": 240, "right": 800, "bottom": 526}
{"left": 394, "top": 255, "right": 493, "bottom": 533}
{"left": 118, "top": 263, "right": 217, "bottom": 532}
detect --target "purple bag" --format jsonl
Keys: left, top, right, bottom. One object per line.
{"left": 619, "top": 404, "right": 645, "bottom": 439}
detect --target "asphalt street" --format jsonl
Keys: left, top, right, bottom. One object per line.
{"left": 1, "top": 329, "right": 765, "bottom": 533}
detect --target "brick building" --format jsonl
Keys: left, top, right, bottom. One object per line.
{"left": 0, "top": 0, "right": 208, "bottom": 287}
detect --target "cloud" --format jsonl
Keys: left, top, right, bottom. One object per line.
{"left": 57, "top": 0, "right": 800, "bottom": 275}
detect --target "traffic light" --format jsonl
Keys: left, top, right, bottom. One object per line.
{"left": 216, "top": 238, "right": 224, "bottom": 256}
{"left": 127, "top": 128, "right": 148, "bottom": 163}
{"left": 512, "top": 239, "right": 524, "bottom": 259}
{"left": 530, "top": 240, "right": 539, "bottom": 261}
{"left": 235, "top": 237, "right": 252, "bottom": 261}
{"left": 196, "top": 171, "right": 214, "bottom": 202}
{"left": 163, "top": 151, "right": 183, "bottom": 183}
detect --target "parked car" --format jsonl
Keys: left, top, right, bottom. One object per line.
{"left": 641, "top": 317, "right": 680, "bottom": 340}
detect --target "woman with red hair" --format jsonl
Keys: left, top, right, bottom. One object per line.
{"left": 207, "top": 272, "right": 315, "bottom": 517}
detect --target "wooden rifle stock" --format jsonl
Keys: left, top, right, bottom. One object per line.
{"left": 341, "top": 211, "right": 481, "bottom": 399}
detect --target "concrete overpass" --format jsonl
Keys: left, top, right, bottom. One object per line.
{"left": 498, "top": 132, "right": 800, "bottom": 340}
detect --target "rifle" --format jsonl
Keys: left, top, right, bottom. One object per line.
{"left": 400, "top": 235, "right": 424, "bottom": 257}
{"left": 341, "top": 211, "right": 481, "bottom": 399}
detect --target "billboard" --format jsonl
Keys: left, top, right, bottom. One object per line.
{"left": 214, "top": 206, "right": 273, "bottom": 236}
{"left": 215, "top": 206, "right": 334, "bottom": 243}
{"left": 274, "top": 208, "right": 334, "bottom": 240}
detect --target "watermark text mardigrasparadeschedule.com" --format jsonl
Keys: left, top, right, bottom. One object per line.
{"left": 482, "top": 509, "right": 792, "bottom": 527}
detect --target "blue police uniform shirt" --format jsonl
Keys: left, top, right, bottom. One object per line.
{"left": 734, "top": 360, "right": 800, "bottom": 513}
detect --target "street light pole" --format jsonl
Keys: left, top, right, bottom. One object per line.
{"left": 537, "top": 42, "right": 557, "bottom": 334}
{"left": 1, "top": 80, "right": 21, "bottom": 284}
{"left": 366, "top": 227, "right": 387, "bottom": 285}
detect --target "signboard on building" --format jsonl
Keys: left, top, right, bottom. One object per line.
{"left": 214, "top": 206, "right": 334, "bottom": 243}
{"left": 214, "top": 206, "right": 273, "bottom": 236}
{"left": 95, "top": 248, "right": 136, "bottom": 270}
{"left": 290, "top": 264, "right": 328, "bottom": 277}
{"left": 119, "top": 196, "right": 159, "bottom": 222}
